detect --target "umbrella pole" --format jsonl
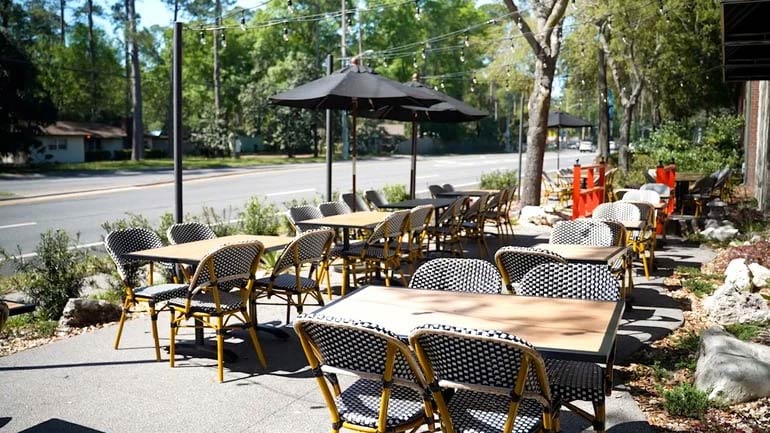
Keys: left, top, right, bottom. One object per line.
{"left": 410, "top": 121, "right": 417, "bottom": 199}
{"left": 557, "top": 126, "right": 561, "bottom": 171}
{"left": 351, "top": 109, "right": 357, "bottom": 211}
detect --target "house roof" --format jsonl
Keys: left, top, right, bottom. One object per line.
{"left": 39, "top": 121, "right": 126, "bottom": 139}
{"left": 721, "top": 0, "right": 770, "bottom": 81}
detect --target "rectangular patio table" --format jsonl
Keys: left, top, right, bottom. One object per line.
{"left": 313, "top": 285, "right": 624, "bottom": 363}
{"left": 123, "top": 234, "right": 296, "bottom": 358}
{"left": 436, "top": 189, "right": 497, "bottom": 198}
{"left": 379, "top": 198, "right": 457, "bottom": 254}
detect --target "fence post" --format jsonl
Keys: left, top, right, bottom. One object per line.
{"left": 572, "top": 161, "right": 581, "bottom": 220}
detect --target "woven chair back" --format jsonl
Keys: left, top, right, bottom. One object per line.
{"left": 364, "top": 190, "right": 388, "bottom": 209}
{"left": 318, "top": 201, "right": 351, "bottom": 217}
{"left": 622, "top": 201, "right": 654, "bottom": 224}
{"left": 622, "top": 189, "right": 660, "bottom": 205}
{"left": 714, "top": 167, "right": 731, "bottom": 188}
{"left": 105, "top": 227, "right": 164, "bottom": 285}
{"left": 409, "top": 258, "right": 503, "bottom": 294}
{"left": 342, "top": 193, "right": 369, "bottom": 212}
{"left": 640, "top": 183, "right": 671, "bottom": 197}
{"left": 288, "top": 205, "right": 324, "bottom": 234}
{"left": 494, "top": 246, "right": 567, "bottom": 289}
{"left": 550, "top": 218, "right": 625, "bottom": 247}
{"left": 272, "top": 229, "right": 334, "bottom": 276}
{"left": 188, "top": 241, "right": 264, "bottom": 296}
{"left": 592, "top": 202, "right": 642, "bottom": 222}
{"left": 518, "top": 262, "right": 620, "bottom": 301}
{"left": 295, "top": 315, "right": 424, "bottom": 386}
{"left": 167, "top": 222, "right": 216, "bottom": 245}
{"left": 367, "top": 210, "right": 409, "bottom": 244}
{"left": 410, "top": 324, "right": 550, "bottom": 397}
{"left": 409, "top": 204, "right": 434, "bottom": 232}
{"left": 442, "top": 184, "right": 455, "bottom": 192}
{"left": 428, "top": 185, "right": 445, "bottom": 198}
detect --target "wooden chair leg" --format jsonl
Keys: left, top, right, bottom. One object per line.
{"left": 148, "top": 302, "right": 161, "bottom": 361}
{"left": 243, "top": 309, "right": 267, "bottom": 369}
{"left": 592, "top": 402, "right": 606, "bottom": 433}
{"left": 216, "top": 316, "right": 225, "bottom": 383}
{"left": 113, "top": 298, "right": 130, "bottom": 350}
{"left": 169, "top": 310, "right": 177, "bottom": 368}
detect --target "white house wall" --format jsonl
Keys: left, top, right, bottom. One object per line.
{"left": 31, "top": 136, "right": 85, "bottom": 163}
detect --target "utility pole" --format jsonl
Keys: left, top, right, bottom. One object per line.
{"left": 340, "top": 0, "right": 349, "bottom": 160}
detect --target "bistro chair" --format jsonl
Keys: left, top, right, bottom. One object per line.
{"left": 681, "top": 175, "right": 716, "bottom": 216}
{"left": 442, "top": 183, "right": 455, "bottom": 192}
{"left": 287, "top": 205, "right": 325, "bottom": 235}
{"left": 594, "top": 201, "right": 654, "bottom": 282}
{"left": 105, "top": 227, "right": 188, "bottom": 361}
{"left": 253, "top": 229, "right": 335, "bottom": 323}
{"left": 364, "top": 189, "right": 389, "bottom": 210}
{"left": 549, "top": 218, "right": 626, "bottom": 247}
{"left": 428, "top": 184, "right": 445, "bottom": 198}
{"left": 541, "top": 171, "right": 571, "bottom": 206}
{"left": 342, "top": 193, "right": 370, "bottom": 212}
{"left": 166, "top": 240, "right": 267, "bottom": 382}
{"left": 494, "top": 246, "right": 567, "bottom": 292}
{"left": 639, "top": 183, "right": 670, "bottom": 198}
{"left": 167, "top": 222, "right": 216, "bottom": 245}
{"left": 425, "top": 197, "right": 466, "bottom": 257}
{"left": 410, "top": 324, "right": 559, "bottom": 433}
{"left": 341, "top": 210, "right": 410, "bottom": 293}
{"left": 409, "top": 258, "right": 503, "bottom": 294}
{"left": 622, "top": 189, "right": 661, "bottom": 206}
{"left": 459, "top": 192, "right": 491, "bottom": 259}
{"left": 294, "top": 315, "right": 435, "bottom": 433}
{"left": 319, "top": 201, "right": 352, "bottom": 217}
{"left": 519, "top": 262, "right": 620, "bottom": 433}
{"left": 712, "top": 166, "right": 732, "bottom": 200}
{"left": 400, "top": 204, "right": 434, "bottom": 275}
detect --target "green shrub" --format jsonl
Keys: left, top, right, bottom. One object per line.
{"left": 1, "top": 313, "right": 58, "bottom": 338}
{"left": 381, "top": 184, "right": 409, "bottom": 203}
{"left": 479, "top": 169, "right": 517, "bottom": 190}
{"left": 683, "top": 279, "right": 716, "bottom": 298}
{"left": 724, "top": 321, "right": 770, "bottom": 341}
{"left": 240, "top": 196, "right": 281, "bottom": 235}
{"left": 200, "top": 206, "right": 239, "bottom": 237}
{"left": 3, "top": 230, "right": 88, "bottom": 320}
{"left": 662, "top": 383, "right": 710, "bottom": 418}
{"left": 84, "top": 150, "right": 112, "bottom": 162}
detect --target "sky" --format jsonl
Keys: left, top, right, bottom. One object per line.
{"left": 135, "top": 0, "right": 252, "bottom": 29}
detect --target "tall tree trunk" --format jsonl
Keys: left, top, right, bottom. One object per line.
{"left": 128, "top": 0, "right": 143, "bottom": 160}
{"left": 597, "top": 43, "right": 609, "bottom": 159}
{"left": 87, "top": 0, "right": 96, "bottom": 121}
{"left": 59, "top": 0, "right": 65, "bottom": 44}
{"left": 213, "top": 0, "right": 222, "bottom": 120}
{"left": 503, "top": 0, "right": 570, "bottom": 206}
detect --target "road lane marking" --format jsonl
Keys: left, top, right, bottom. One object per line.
{"left": 416, "top": 175, "right": 438, "bottom": 179}
{"left": 265, "top": 188, "right": 316, "bottom": 197}
{"left": 0, "top": 222, "right": 37, "bottom": 229}
{"left": 6, "top": 241, "right": 104, "bottom": 260}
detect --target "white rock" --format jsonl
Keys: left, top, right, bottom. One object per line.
{"left": 544, "top": 214, "right": 565, "bottom": 227}
{"left": 694, "top": 326, "right": 770, "bottom": 404}
{"left": 725, "top": 258, "right": 752, "bottom": 290}
{"left": 519, "top": 206, "right": 546, "bottom": 224}
{"left": 720, "top": 219, "right": 736, "bottom": 228}
{"left": 703, "top": 283, "right": 770, "bottom": 325}
{"left": 749, "top": 263, "right": 770, "bottom": 289}
{"left": 700, "top": 227, "right": 714, "bottom": 237}
{"left": 705, "top": 219, "right": 720, "bottom": 230}
{"left": 750, "top": 235, "right": 763, "bottom": 243}
{"left": 711, "top": 226, "right": 739, "bottom": 242}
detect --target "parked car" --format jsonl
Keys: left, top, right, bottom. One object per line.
{"left": 578, "top": 141, "right": 594, "bottom": 152}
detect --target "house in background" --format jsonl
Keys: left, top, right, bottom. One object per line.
{"left": 31, "top": 121, "right": 126, "bottom": 163}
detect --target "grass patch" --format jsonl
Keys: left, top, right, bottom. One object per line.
{"left": 724, "top": 321, "right": 770, "bottom": 341}
{"left": 89, "top": 288, "right": 124, "bottom": 305}
{"left": 0, "top": 154, "right": 325, "bottom": 174}
{"left": 0, "top": 191, "right": 15, "bottom": 198}
{"left": 2, "top": 313, "right": 58, "bottom": 338}
{"left": 662, "top": 383, "right": 710, "bottom": 418}
{"left": 682, "top": 279, "right": 716, "bottom": 298}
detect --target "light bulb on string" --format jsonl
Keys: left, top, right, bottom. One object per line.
{"left": 517, "top": 16, "right": 523, "bottom": 29}
{"left": 287, "top": 0, "right": 294, "bottom": 13}
{"left": 413, "top": 56, "right": 418, "bottom": 69}
{"left": 346, "top": 13, "right": 352, "bottom": 27}
{"left": 506, "top": 67, "right": 511, "bottom": 78}
{"left": 459, "top": 48, "right": 465, "bottom": 63}
{"left": 220, "top": 30, "right": 226, "bottom": 48}
{"left": 510, "top": 41, "right": 515, "bottom": 53}
{"left": 440, "top": 80, "right": 445, "bottom": 89}
{"left": 572, "top": 0, "right": 577, "bottom": 10}
{"left": 463, "top": 32, "right": 469, "bottom": 47}
{"left": 470, "top": 82, "right": 475, "bottom": 93}
{"left": 472, "top": 75, "right": 478, "bottom": 85}
{"left": 421, "top": 48, "right": 426, "bottom": 59}
{"left": 433, "top": 85, "right": 439, "bottom": 91}
{"left": 414, "top": 0, "right": 421, "bottom": 20}
{"left": 581, "top": 78, "right": 585, "bottom": 86}
{"left": 506, "top": 81, "right": 510, "bottom": 91}
{"left": 622, "top": 36, "right": 628, "bottom": 44}
{"left": 283, "top": 26, "right": 289, "bottom": 41}
{"left": 199, "top": 30, "right": 206, "bottom": 44}
{"left": 240, "top": 13, "right": 246, "bottom": 31}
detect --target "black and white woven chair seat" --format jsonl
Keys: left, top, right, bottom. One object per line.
{"left": 168, "top": 290, "right": 243, "bottom": 315}
{"left": 445, "top": 389, "right": 544, "bottom": 433}
{"left": 133, "top": 283, "right": 188, "bottom": 302}
{"left": 545, "top": 359, "right": 605, "bottom": 403}
{"left": 336, "top": 378, "right": 427, "bottom": 429}
{"left": 254, "top": 273, "right": 317, "bottom": 293}
{"left": 167, "top": 222, "right": 216, "bottom": 245}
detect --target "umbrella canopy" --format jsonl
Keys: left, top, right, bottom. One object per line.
{"left": 547, "top": 111, "right": 593, "bottom": 128}
{"left": 359, "top": 80, "right": 488, "bottom": 198}
{"left": 269, "top": 60, "right": 441, "bottom": 210}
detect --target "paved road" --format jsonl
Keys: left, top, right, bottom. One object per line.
{"left": 0, "top": 150, "right": 596, "bottom": 256}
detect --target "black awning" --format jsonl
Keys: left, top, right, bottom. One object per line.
{"left": 722, "top": 0, "right": 770, "bottom": 81}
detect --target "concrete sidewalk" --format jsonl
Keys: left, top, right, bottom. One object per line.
{"left": 0, "top": 226, "right": 714, "bottom": 433}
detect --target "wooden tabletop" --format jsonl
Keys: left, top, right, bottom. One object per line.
{"left": 1, "top": 299, "right": 35, "bottom": 316}
{"left": 302, "top": 211, "right": 392, "bottom": 229}
{"left": 676, "top": 172, "right": 707, "bottom": 182}
{"left": 381, "top": 198, "right": 456, "bottom": 209}
{"left": 533, "top": 243, "right": 627, "bottom": 265}
{"left": 314, "top": 286, "right": 623, "bottom": 363}
{"left": 124, "top": 234, "right": 295, "bottom": 264}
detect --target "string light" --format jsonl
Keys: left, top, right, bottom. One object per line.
{"left": 622, "top": 36, "right": 628, "bottom": 44}
{"left": 470, "top": 82, "right": 475, "bottom": 93}
{"left": 199, "top": 30, "right": 206, "bottom": 44}
{"left": 463, "top": 32, "right": 470, "bottom": 47}
{"left": 517, "top": 16, "right": 523, "bottom": 29}
{"left": 283, "top": 26, "right": 289, "bottom": 41}
{"left": 459, "top": 48, "right": 465, "bottom": 63}
{"left": 440, "top": 80, "right": 445, "bottom": 89}
{"left": 414, "top": 0, "right": 421, "bottom": 21}
{"left": 510, "top": 41, "right": 515, "bottom": 52}
{"left": 220, "top": 29, "right": 227, "bottom": 48}
{"left": 346, "top": 13, "right": 353, "bottom": 27}
{"left": 472, "top": 74, "right": 478, "bottom": 85}
{"left": 506, "top": 67, "right": 511, "bottom": 77}
{"left": 413, "top": 55, "right": 419, "bottom": 69}
{"left": 240, "top": 12, "right": 246, "bottom": 30}
{"left": 287, "top": 0, "right": 294, "bottom": 13}
{"left": 421, "top": 48, "right": 426, "bottom": 59}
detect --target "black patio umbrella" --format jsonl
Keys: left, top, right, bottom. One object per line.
{"left": 269, "top": 59, "right": 441, "bottom": 208}
{"left": 547, "top": 111, "right": 593, "bottom": 170}
{"left": 361, "top": 79, "right": 488, "bottom": 198}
